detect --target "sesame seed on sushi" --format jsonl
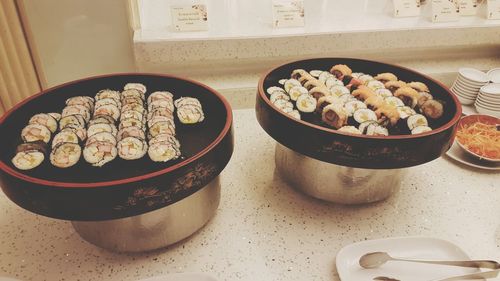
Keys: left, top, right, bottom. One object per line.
{"left": 50, "top": 142, "right": 81, "bottom": 168}
{"left": 12, "top": 141, "right": 48, "bottom": 170}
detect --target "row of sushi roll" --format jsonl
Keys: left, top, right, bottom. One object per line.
{"left": 266, "top": 64, "right": 445, "bottom": 136}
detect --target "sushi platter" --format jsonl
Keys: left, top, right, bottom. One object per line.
{"left": 0, "top": 73, "right": 234, "bottom": 221}
{"left": 256, "top": 58, "right": 462, "bottom": 169}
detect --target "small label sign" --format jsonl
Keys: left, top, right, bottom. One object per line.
{"left": 272, "top": 0, "right": 305, "bottom": 28}
{"left": 393, "top": 0, "right": 421, "bottom": 17}
{"left": 432, "top": 0, "right": 460, "bottom": 22}
{"left": 170, "top": 4, "right": 208, "bottom": 31}
{"left": 458, "top": 0, "right": 478, "bottom": 16}
{"left": 487, "top": 0, "right": 500, "bottom": 19}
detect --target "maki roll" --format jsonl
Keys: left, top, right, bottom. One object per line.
{"left": 148, "top": 135, "right": 181, "bottom": 162}
{"left": 59, "top": 114, "right": 86, "bottom": 130}
{"left": 365, "top": 123, "right": 389, "bottom": 136}
{"left": 175, "top": 97, "right": 205, "bottom": 124}
{"left": 52, "top": 130, "right": 80, "bottom": 148}
{"left": 96, "top": 89, "right": 121, "bottom": 103}
{"left": 148, "top": 121, "right": 176, "bottom": 138}
{"left": 94, "top": 104, "right": 121, "bottom": 121}
{"left": 344, "top": 100, "right": 367, "bottom": 117}
{"left": 50, "top": 142, "right": 81, "bottom": 168}
{"left": 48, "top": 112, "right": 62, "bottom": 122}
{"left": 120, "top": 110, "right": 145, "bottom": 123}
{"left": 117, "top": 137, "right": 148, "bottom": 160}
{"left": 83, "top": 141, "right": 117, "bottom": 167}
{"left": 117, "top": 126, "right": 146, "bottom": 141}
{"left": 287, "top": 110, "right": 301, "bottom": 120}
{"left": 147, "top": 91, "right": 174, "bottom": 104}
{"left": 384, "top": 80, "right": 407, "bottom": 93}
{"left": 325, "top": 77, "right": 344, "bottom": 88}
{"left": 308, "top": 87, "right": 329, "bottom": 101}
{"left": 375, "top": 106, "right": 400, "bottom": 127}
{"left": 296, "top": 94, "right": 317, "bottom": 113}
{"left": 86, "top": 132, "right": 117, "bottom": 146}
{"left": 316, "top": 96, "right": 341, "bottom": 114}
{"left": 364, "top": 95, "right": 385, "bottom": 111}
{"left": 88, "top": 114, "right": 116, "bottom": 126}
{"left": 270, "top": 91, "right": 290, "bottom": 104}
{"left": 21, "top": 124, "right": 51, "bottom": 143}
{"left": 384, "top": 96, "right": 405, "bottom": 108}
{"left": 338, "top": 126, "right": 362, "bottom": 135}
{"left": 375, "top": 88, "right": 393, "bottom": 98}
{"left": 291, "top": 69, "right": 308, "bottom": 80}
{"left": 11, "top": 141, "right": 47, "bottom": 170}
{"left": 322, "top": 104, "right": 347, "bottom": 129}
{"left": 417, "top": 91, "right": 434, "bottom": 108}
{"left": 284, "top": 79, "right": 302, "bottom": 92}
{"left": 288, "top": 86, "right": 308, "bottom": 101}
{"left": 124, "top": 83, "right": 147, "bottom": 94}
{"left": 329, "top": 64, "right": 352, "bottom": 79}
{"left": 303, "top": 80, "right": 323, "bottom": 91}
{"left": 266, "top": 86, "right": 286, "bottom": 96}
{"left": 121, "top": 89, "right": 145, "bottom": 101}
{"left": 411, "top": 126, "right": 432, "bottom": 135}
{"left": 318, "top": 71, "right": 334, "bottom": 84}
{"left": 358, "top": 121, "right": 378, "bottom": 135}
{"left": 147, "top": 115, "right": 174, "bottom": 129}
{"left": 420, "top": 100, "right": 444, "bottom": 119}
{"left": 352, "top": 86, "right": 376, "bottom": 101}
{"left": 407, "top": 81, "right": 429, "bottom": 93}
{"left": 352, "top": 108, "right": 377, "bottom": 126}
{"left": 374, "top": 73, "right": 398, "bottom": 83}
{"left": 358, "top": 74, "right": 374, "bottom": 85}
{"left": 119, "top": 118, "right": 145, "bottom": 130}
{"left": 95, "top": 98, "right": 121, "bottom": 109}
{"left": 61, "top": 126, "right": 87, "bottom": 142}
{"left": 87, "top": 123, "right": 118, "bottom": 137}
{"left": 147, "top": 108, "right": 174, "bottom": 120}
{"left": 273, "top": 99, "right": 294, "bottom": 113}
{"left": 407, "top": 114, "right": 428, "bottom": 131}
{"left": 66, "top": 96, "right": 94, "bottom": 110}
{"left": 62, "top": 105, "right": 91, "bottom": 122}
{"left": 29, "top": 113, "right": 58, "bottom": 133}
{"left": 148, "top": 99, "right": 175, "bottom": 112}
{"left": 366, "top": 80, "right": 385, "bottom": 91}
{"left": 121, "top": 103, "right": 145, "bottom": 115}
{"left": 329, "top": 85, "right": 350, "bottom": 97}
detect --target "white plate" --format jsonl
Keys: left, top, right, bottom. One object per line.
{"left": 460, "top": 104, "right": 478, "bottom": 116}
{"left": 336, "top": 237, "right": 478, "bottom": 281}
{"left": 475, "top": 104, "right": 500, "bottom": 117}
{"left": 454, "top": 79, "right": 484, "bottom": 90}
{"left": 480, "top": 83, "right": 500, "bottom": 95}
{"left": 138, "top": 273, "right": 218, "bottom": 281}
{"left": 487, "top": 68, "right": 500, "bottom": 83}
{"left": 446, "top": 140, "right": 500, "bottom": 170}
{"left": 455, "top": 95, "right": 475, "bottom": 105}
{"left": 458, "top": 68, "right": 490, "bottom": 83}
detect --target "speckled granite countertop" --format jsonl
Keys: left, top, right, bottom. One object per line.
{"left": 1, "top": 109, "right": 499, "bottom": 281}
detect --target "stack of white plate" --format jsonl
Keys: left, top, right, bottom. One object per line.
{"left": 450, "top": 68, "right": 490, "bottom": 105}
{"left": 475, "top": 83, "right": 500, "bottom": 117}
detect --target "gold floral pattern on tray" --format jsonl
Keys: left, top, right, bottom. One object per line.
{"left": 113, "top": 162, "right": 218, "bottom": 211}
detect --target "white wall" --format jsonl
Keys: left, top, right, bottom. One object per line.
{"left": 21, "top": 0, "right": 136, "bottom": 88}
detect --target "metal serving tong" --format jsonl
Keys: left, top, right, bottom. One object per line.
{"left": 373, "top": 268, "right": 500, "bottom": 281}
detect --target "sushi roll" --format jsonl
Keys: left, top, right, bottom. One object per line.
{"left": 47, "top": 112, "right": 62, "bottom": 122}
{"left": 175, "top": 98, "right": 205, "bottom": 124}
{"left": 287, "top": 110, "right": 301, "bottom": 120}
{"left": 124, "top": 83, "right": 147, "bottom": 94}
{"left": 11, "top": 141, "right": 47, "bottom": 170}
{"left": 338, "top": 93, "right": 355, "bottom": 104}
{"left": 147, "top": 116, "right": 174, "bottom": 129}
{"left": 375, "top": 88, "right": 393, "bottom": 98}
{"left": 288, "top": 86, "right": 308, "bottom": 101}
{"left": 358, "top": 121, "right": 378, "bottom": 135}
{"left": 384, "top": 80, "right": 407, "bottom": 93}
{"left": 407, "top": 114, "right": 428, "bottom": 131}
{"left": 352, "top": 86, "right": 376, "bottom": 101}
{"left": 95, "top": 98, "right": 121, "bottom": 109}
{"left": 303, "top": 80, "right": 323, "bottom": 91}
{"left": 329, "top": 85, "right": 350, "bottom": 97}
{"left": 296, "top": 94, "right": 317, "bottom": 113}
{"left": 87, "top": 123, "right": 118, "bottom": 137}
{"left": 309, "top": 70, "right": 323, "bottom": 77}
{"left": 117, "top": 126, "right": 146, "bottom": 141}
{"left": 322, "top": 104, "right": 348, "bottom": 129}
{"left": 120, "top": 110, "right": 145, "bottom": 123}
{"left": 266, "top": 86, "right": 286, "bottom": 96}
{"left": 94, "top": 104, "right": 121, "bottom": 121}
{"left": 52, "top": 130, "right": 80, "bottom": 148}
{"left": 366, "top": 80, "right": 385, "bottom": 91}
{"left": 396, "top": 106, "right": 416, "bottom": 119}
{"left": 420, "top": 100, "right": 444, "bottom": 119}
{"left": 384, "top": 96, "right": 405, "bottom": 108}
{"left": 50, "top": 142, "right": 81, "bottom": 168}
{"left": 272, "top": 99, "right": 294, "bottom": 113}
{"left": 66, "top": 96, "right": 94, "bottom": 110}
{"left": 21, "top": 124, "right": 51, "bottom": 143}
{"left": 291, "top": 69, "right": 308, "bottom": 80}
{"left": 407, "top": 81, "right": 429, "bottom": 93}
{"left": 148, "top": 99, "right": 175, "bottom": 112}
{"left": 364, "top": 95, "right": 385, "bottom": 111}
{"left": 352, "top": 108, "right": 377, "bottom": 126}
{"left": 394, "top": 86, "right": 420, "bottom": 108}
{"left": 117, "top": 137, "right": 148, "bottom": 160}
{"left": 325, "top": 77, "right": 344, "bottom": 88}
{"left": 148, "top": 137, "right": 181, "bottom": 162}
{"left": 411, "top": 126, "right": 432, "bottom": 135}
{"left": 375, "top": 106, "right": 400, "bottom": 127}
{"left": 86, "top": 132, "right": 117, "bottom": 146}
{"left": 121, "top": 97, "right": 144, "bottom": 107}
{"left": 59, "top": 114, "right": 85, "bottom": 130}
{"left": 365, "top": 123, "right": 389, "bottom": 136}
{"left": 119, "top": 118, "right": 145, "bottom": 130}
{"left": 344, "top": 100, "right": 367, "bottom": 117}
{"left": 270, "top": 91, "right": 290, "bottom": 104}
{"left": 61, "top": 126, "right": 87, "bottom": 142}
{"left": 121, "top": 88, "right": 145, "bottom": 101}
{"left": 284, "top": 79, "right": 302, "bottom": 92}
{"left": 374, "top": 73, "right": 398, "bottom": 83}
{"left": 329, "top": 64, "right": 352, "bottom": 79}
{"left": 147, "top": 91, "right": 174, "bottom": 104}
{"left": 62, "top": 105, "right": 91, "bottom": 122}
{"left": 358, "top": 74, "right": 374, "bottom": 85}
{"left": 417, "top": 91, "right": 434, "bottom": 108}
{"left": 121, "top": 103, "right": 145, "bottom": 115}
{"left": 147, "top": 108, "right": 174, "bottom": 121}
{"left": 29, "top": 113, "right": 58, "bottom": 133}
{"left": 308, "top": 87, "right": 329, "bottom": 101}
{"left": 83, "top": 141, "right": 117, "bottom": 167}
{"left": 318, "top": 71, "right": 334, "bottom": 84}
{"left": 88, "top": 115, "right": 116, "bottom": 126}
{"left": 338, "top": 126, "right": 362, "bottom": 135}
{"left": 96, "top": 89, "right": 121, "bottom": 103}
{"left": 316, "top": 96, "right": 341, "bottom": 114}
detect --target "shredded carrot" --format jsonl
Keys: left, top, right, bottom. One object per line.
{"left": 456, "top": 121, "right": 500, "bottom": 159}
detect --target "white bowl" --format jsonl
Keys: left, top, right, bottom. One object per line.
{"left": 455, "top": 77, "right": 486, "bottom": 88}
{"left": 476, "top": 96, "right": 500, "bottom": 106}
{"left": 477, "top": 93, "right": 500, "bottom": 103}
{"left": 451, "top": 85, "right": 479, "bottom": 98}
{"left": 480, "top": 83, "right": 500, "bottom": 95}
{"left": 458, "top": 67, "right": 490, "bottom": 84}
{"left": 487, "top": 68, "right": 500, "bottom": 83}
{"left": 456, "top": 94, "right": 476, "bottom": 105}
{"left": 453, "top": 79, "right": 483, "bottom": 91}
{"left": 475, "top": 99, "right": 500, "bottom": 110}
{"left": 475, "top": 105, "right": 500, "bottom": 117}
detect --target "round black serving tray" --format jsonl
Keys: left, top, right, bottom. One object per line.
{"left": 0, "top": 73, "right": 234, "bottom": 221}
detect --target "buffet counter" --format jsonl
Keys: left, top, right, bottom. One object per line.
{"left": 0, "top": 109, "right": 499, "bottom": 281}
